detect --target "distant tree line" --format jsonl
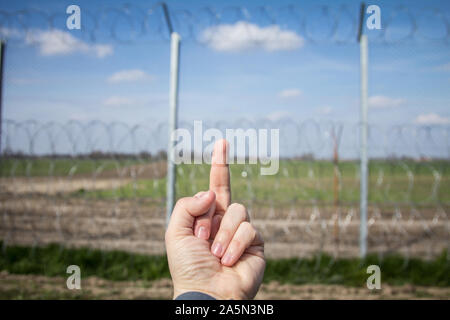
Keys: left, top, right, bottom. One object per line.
{"left": 0, "top": 150, "right": 168, "bottom": 160}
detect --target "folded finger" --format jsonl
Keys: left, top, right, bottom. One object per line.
{"left": 167, "top": 190, "right": 215, "bottom": 238}
{"left": 193, "top": 192, "right": 216, "bottom": 240}
{"left": 209, "top": 214, "right": 222, "bottom": 240}
{"left": 211, "top": 203, "right": 248, "bottom": 258}
{"left": 221, "top": 221, "right": 258, "bottom": 267}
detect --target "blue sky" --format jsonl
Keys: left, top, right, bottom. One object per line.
{"left": 1, "top": 0, "right": 449, "bottom": 130}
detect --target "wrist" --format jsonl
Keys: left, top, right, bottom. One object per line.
{"left": 173, "top": 287, "right": 227, "bottom": 300}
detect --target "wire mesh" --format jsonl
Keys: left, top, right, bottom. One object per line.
{"left": 0, "top": 119, "right": 448, "bottom": 262}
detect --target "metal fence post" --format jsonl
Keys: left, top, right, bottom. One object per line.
{"left": 0, "top": 41, "right": 5, "bottom": 154}
{"left": 166, "top": 32, "right": 181, "bottom": 227}
{"left": 161, "top": 3, "right": 181, "bottom": 227}
{"left": 358, "top": 3, "right": 369, "bottom": 258}
{"left": 359, "top": 34, "right": 369, "bottom": 258}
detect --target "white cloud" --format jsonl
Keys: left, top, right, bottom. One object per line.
{"left": 24, "top": 29, "right": 113, "bottom": 58}
{"left": 265, "top": 111, "right": 292, "bottom": 121}
{"left": 368, "top": 95, "right": 406, "bottom": 109}
{"left": 107, "top": 69, "right": 152, "bottom": 83}
{"left": 0, "top": 27, "right": 21, "bottom": 38}
{"left": 200, "top": 21, "right": 304, "bottom": 52}
{"left": 103, "top": 96, "right": 135, "bottom": 107}
{"left": 279, "top": 89, "right": 302, "bottom": 99}
{"left": 414, "top": 113, "right": 450, "bottom": 125}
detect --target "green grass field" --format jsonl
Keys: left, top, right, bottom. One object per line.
{"left": 1, "top": 158, "right": 449, "bottom": 205}
{"left": 0, "top": 242, "right": 448, "bottom": 287}
{"left": 0, "top": 158, "right": 141, "bottom": 177}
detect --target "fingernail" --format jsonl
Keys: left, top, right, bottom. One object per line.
{"left": 221, "top": 253, "right": 233, "bottom": 266}
{"left": 196, "top": 226, "right": 209, "bottom": 240}
{"left": 211, "top": 242, "right": 223, "bottom": 257}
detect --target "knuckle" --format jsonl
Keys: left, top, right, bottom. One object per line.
{"left": 240, "top": 221, "right": 252, "bottom": 232}
{"left": 229, "top": 202, "right": 245, "bottom": 211}
{"left": 229, "top": 203, "right": 247, "bottom": 220}
{"left": 241, "top": 221, "right": 256, "bottom": 240}
{"left": 176, "top": 197, "right": 189, "bottom": 208}
{"left": 248, "top": 223, "right": 257, "bottom": 240}
{"left": 243, "top": 221, "right": 263, "bottom": 244}
{"left": 237, "top": 210, "right": 247, "bottom": 222}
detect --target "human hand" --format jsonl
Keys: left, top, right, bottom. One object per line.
{"left": 165, "top": 139, "right": 265, "bottom": 300}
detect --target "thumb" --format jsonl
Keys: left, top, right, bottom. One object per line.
{"left": 166, "top": 190, "right": 216, "bottom": 237}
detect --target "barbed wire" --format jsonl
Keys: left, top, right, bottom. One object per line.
{"left": 0, "top": 3, "right": 449, "bottom": 46}
{"left": 0, "top": 119, "right": 448, "bottom": 263}
{"left": 1, "top": 119, "right": 449, "bottom": 159}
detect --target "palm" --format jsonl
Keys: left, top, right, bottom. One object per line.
{"left": 179, "top": 234, "right": 265, "bottom": 299}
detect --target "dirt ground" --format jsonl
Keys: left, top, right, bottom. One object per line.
{"left": 0, "top": 167, "right": 448, "bottom": 259}
{"left": 0, "top": 271, "right": 448, "bottom": 300}
{"left": 0, "top": 162, "right": 166, "bottom": 195}
{"left": 0, "top": 193, "right": 448, "bottom": 259}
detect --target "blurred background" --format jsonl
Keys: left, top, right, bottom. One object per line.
{"left": 0, "top": 0, "right": 449, "bottom": 299}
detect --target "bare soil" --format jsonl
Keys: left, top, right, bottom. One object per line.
{"left": 0, "top": 193, "right": 448, "bottom": 259}
{"left": 0, "top": 271, "right": 448, "bottom": 300}
{"left": 0, "top": 168, "right": 448, "bottom": 259}
{"left": 0, "top": 162, "right": 166, "bottom": 195}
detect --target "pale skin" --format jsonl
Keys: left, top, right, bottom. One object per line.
{"left": 165, "top": 139, "right": 265, "bottom": 300}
